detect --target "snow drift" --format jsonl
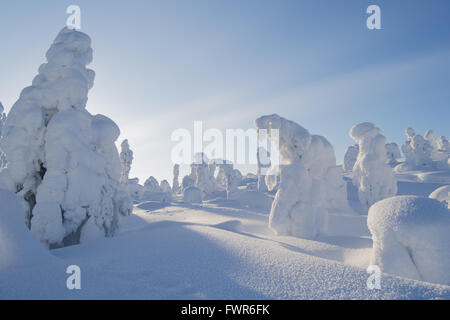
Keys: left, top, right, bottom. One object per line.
{"left": 368, "top": 196, "right": 450, "bottom": 285}
{"left": 0, "top": 189, "right": 53, "bottom": 270}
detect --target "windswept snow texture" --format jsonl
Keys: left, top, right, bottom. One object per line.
{"left": 368, "top": 196, "right": 450, "bottom": 285}
{"left": 0, "top": 198, "right": 449, "bottom": 299}
{"left": 0, "top": 28, "right": 132, "bottom": 247}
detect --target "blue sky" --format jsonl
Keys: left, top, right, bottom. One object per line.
{"left": 1, "top": 0, "right": 449, "bottom": 182}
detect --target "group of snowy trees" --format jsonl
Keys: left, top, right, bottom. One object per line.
{"left": 0, "top": 28, "right": 132, "bottom": 248}
{"left": 0, "top": 26, "right": 448, "bottom": 288}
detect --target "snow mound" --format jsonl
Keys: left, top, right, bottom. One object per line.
{"left": 183, "top": 186, "right": 202, "bottom": 204}
{"left": 368, "top": 196, "right": 450, "bottom": 285}
{"left": 0, "top": 189, "right": 53, "bottom": 270}
{"left": 429, "top": 185, "right": 450, "bottom": 207}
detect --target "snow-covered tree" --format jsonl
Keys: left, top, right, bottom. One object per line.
{"left": 385, "top": 142, "right": 401, "bottom": 166}
{"left": 127, "top": 178, "right": 145, "bottom": 200}
{"left": 255, "top": 114, "right": 350, "bottom": 238}
{"left": 172, "top": 164, "right": 180, "bottom": 193}
{"left": 119, "top": 139, "right": 133, "bottom": 185}
{"left": 343, "top": 144, "right": 359, "bottom": 172}
{"left": 215, "top": 160, "right": 233, "bottom": 188}
{"left": 189, "top": 153, "right": 217, "bottom": 198}
{"left": 160, "top": 180, "right": 171, "bottom": 193}
{"left": 0, "top": 28, "right": 132, "bottom": 247}
{"left": 411, "top": 135, "right": 433, "bottom": 167}
{"left": 144, "top": 176, "right": 161, "bottom": 193}
{"left": 226, "top": 169, "right": 242, "bottom": 200}
{"left": 401, "top": 127, "right": 417, "bottom": 165}
{"left": 350, "top": 122, "right": 397, "bottom": 209}
{"left": 437, "top": 136, "right": 450, "bottom": 153}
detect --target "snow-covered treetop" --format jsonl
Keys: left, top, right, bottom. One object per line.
{"left": 406, "top": 127, "right": 416, "bottom": 139}
{"left": 22, "top": 27, "right": 95, "bottom": 112}
{"left": 255, "top": 114, "right": 311, "bottom": 164}
{"left": 350, "top": 122, "right": 380, "bottom": 141}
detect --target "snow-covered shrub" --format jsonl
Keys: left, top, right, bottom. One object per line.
{"left": 183, "top": 186, "right": 202, "bottom": 204}
{"left": 368, "top": 196, "right": 450, "bottom": 285}
{"left": 127, "top": 178, "right": 145, "bottom": 200}
{"left": 172, "top": 164, "right": 180, "bottom": 193}
{"left": 226, "top": 169, "right": 242, "bottom": 200}
{"left": 255, "top": 114, "right": 349, "bottom": 238}
{"left": 350, "top": 122, "right": 397, "bottom": 209}
{"left": 0, "top": 189, "right": 53, "bottom": 270}
{"left": 429, "top": 185, "right": 450, "bottom": 208}
{"left": 385, "top": 142, "right": 401, "bottom": 166}
{"left": 0, "top": 28, "right": 132, "bottom": 247}
{"left": 343, "top": 144, "right": 359, "bottom": 172}
{"left": 119, "top": 139, "right": 133, "bottom": 185}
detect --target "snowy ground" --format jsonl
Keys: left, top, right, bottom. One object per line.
{"left": 1, "top": 174, "right": 449, "bottom": 300}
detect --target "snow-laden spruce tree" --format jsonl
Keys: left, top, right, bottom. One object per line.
{"left": 401, "top": 127, "right": 416, "bottom": 165}
{"left": 189, "top": 153, "right": 217, "bottom": 198}
{"left": 437, "top": 136, "right": 450, "bottom": 153}
{"left": 119, "top": 139, "right": 133, "bottom": 185}
{"left": 172, "top": 164, "right": 180, "bottom": 193}
{"left": 0, "top": 102, "right": 6, "bottom": 168}
{"left": 144, "top": 176, "right": 161, "bottom": 193}
{"left": 255, "top": 114, "right": 349, "bottom": 238}
{"left": 226, "top": 169, "right": 242, "bottom": 200}
{"left": 343, "top": 144, "right": 359, "bottom": 172}
{"left": 350, "top": 122, "right": 397, "bottom": 209}
{"left": 385, "top": 142, "right": 401, "bottom": 166}
{"left": 0, "top": 28, "right": 132, "bottom": 247}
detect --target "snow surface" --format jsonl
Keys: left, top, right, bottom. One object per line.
{"left": 1, "top": 193, "right": 449, "bottom": 299}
